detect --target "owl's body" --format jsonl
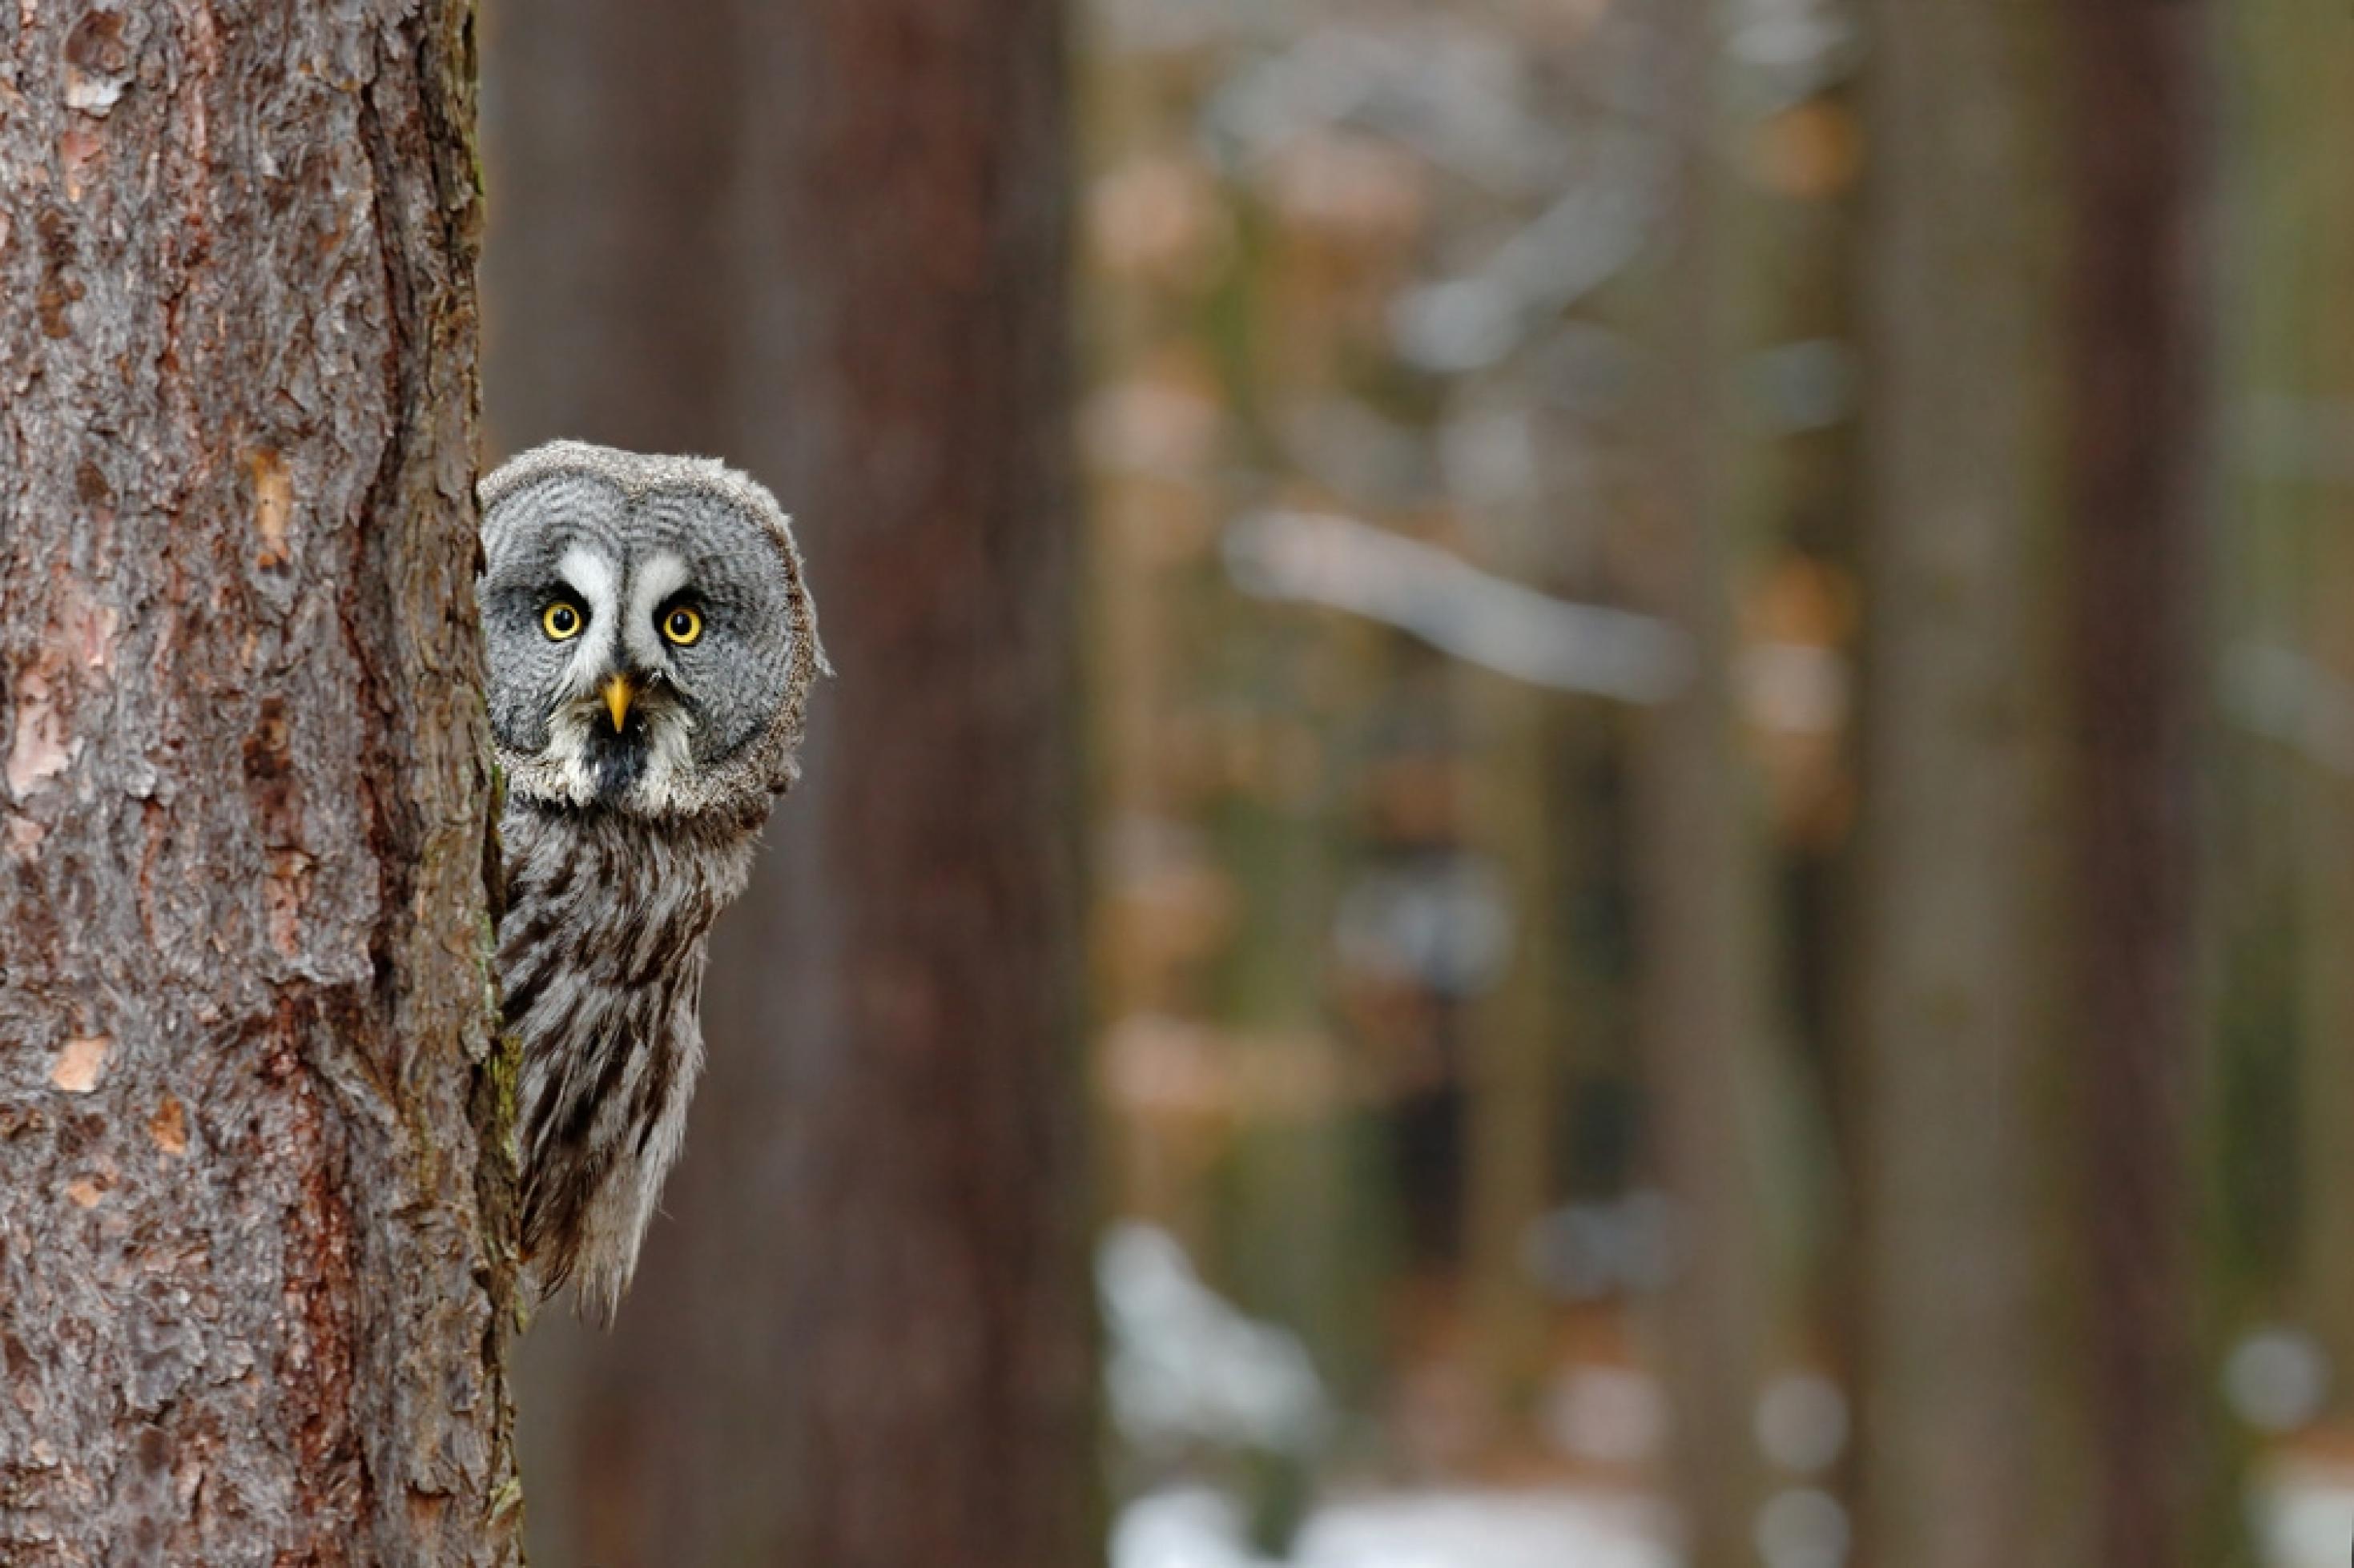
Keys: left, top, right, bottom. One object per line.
{"left": 477, "top": 442, "right": 822, "bottom": 1318}
{"left": 496, "top": 802, "right": 755, "bottom": 1313}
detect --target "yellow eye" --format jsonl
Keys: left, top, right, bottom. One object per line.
{"left": 541, "top": 601, "right": 584, "bottom": 641}
{"left": 661, "top": 605, "right": 703, "bottom": 646}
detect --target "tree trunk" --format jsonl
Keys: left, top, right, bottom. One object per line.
{"left": 734, "top": 4, "right": 1095, "bottom": 1548}
{"left": 1460, "top": 666, "right": 1563, "bottom": 1445}
{"left": 0, "top": 4, "right": 516, "bottom": 1564}
{"left": 484, "top": 1, "right": 1097, "bottom": 1564}
{"left": 1626, "top": 5, "right": 1776, "bottom": 1559}
{"left": 1851, "top": 3, "right": 2074, "bottom": 1563}
{"left": 2220, "top": 0, "right": 2354, "bottom": 1420}
{"left": 2062, "top": 3, "right": 2216, "bottom": 1563}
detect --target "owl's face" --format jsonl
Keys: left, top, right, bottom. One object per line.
{"left": 477, "top": 444, "right": 823, "bottom": 820}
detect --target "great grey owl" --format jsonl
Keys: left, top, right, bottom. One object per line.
{"left": 477, "top": 440, "right": 824, "bottom": 1318}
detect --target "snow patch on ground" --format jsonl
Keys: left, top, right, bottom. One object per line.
{"left": 1115, "top": 1486, "right": 1669, "bottom": 1568}
{"left": 2254, "top": 1461, "right": 2354, "bottom": 1568}
{"left": 1121, "top": 1474, "right": 2353, "bottom": 1568}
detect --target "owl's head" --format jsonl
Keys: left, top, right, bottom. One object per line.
{"left": 477, "top": 441, "right": 826, "bottom": 821}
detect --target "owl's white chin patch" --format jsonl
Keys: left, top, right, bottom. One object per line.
{"left": 634, "top": 709, "right": 700, "bottom": 811}
{"left": 523, "top": 694, "right": 701, "bottom": 814}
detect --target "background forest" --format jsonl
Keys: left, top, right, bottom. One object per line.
{"left": 478, "top": 1, "right": 2354, "bottom": 1566}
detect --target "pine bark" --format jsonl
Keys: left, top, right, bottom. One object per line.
{"left": 0, "top": 3, "right": 516, "bottom": 1563}
{"left": 484, "top": 1, "right": 1096, "bottom": 1563}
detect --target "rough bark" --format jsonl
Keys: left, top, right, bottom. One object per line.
{"left": 0, "top": 3, "right": 516, "bottom": 1563}
{"left": 1852, "top": 3, "right": 2073, "bottom": 1562}
{"left": 2062, "top": 2, "right": 2215, "bottom": 1563}
{"left": 484, "top": 0, "right": 1097, "bottom": 1563}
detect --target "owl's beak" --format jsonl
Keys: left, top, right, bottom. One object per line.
{"left": 600, "top": 673, "right": 638, "bottom": 733}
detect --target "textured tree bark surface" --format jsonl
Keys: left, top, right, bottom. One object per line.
{"left": 484, "top": 1, "right": 1097, "bottom": 1564}
{"left": 1853, "top": 4, "right": 2076, "bottom": 1565}
{"left": 0, "top": 3, "right": 517, "bottom": 1563}
{"left": 2063, "top": 4, "right": 2215, "bottom": 1564}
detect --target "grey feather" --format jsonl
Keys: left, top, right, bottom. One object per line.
{"left": 477, "top": 440, "right": 823, "bottom": 1318}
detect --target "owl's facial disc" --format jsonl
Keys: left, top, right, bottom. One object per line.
{"left": 480, "top": 450, "right": 819, "bottom": 819}
{"left": 508, "top": 545, "right": 709, "bottom": 813}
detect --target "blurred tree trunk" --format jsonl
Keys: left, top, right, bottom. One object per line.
{"left": 1627, "top": 5, "right": 1775, "bottom": 1559}
{"left": 1461, "top": 666, "right": 1563, "bottom": 1443}
{"left": 1851, "top": 4, "right": 2074, "bottom": 1564}
{"left": 2227, "top": 0, "right": 2354, "bottom": 1417}
{"left": 0, "top": 4, "right": 517, "bottom": 1563}
{"left": 486, "top": 1, "right": 1096, "bottom": 1564}
{"left": 730, "top": 2, "right": 1094, "bottom": 1555}
{"left": 2201, "top": 0, "right": 2300, "bottom": 1405}
{"left": 2293, "top": 222, "right": 2354, "bottom": 1433}
{"left": 2061, "top": 3, "right": 2218, "bottom": 1563}
{"left": 477, "top": 0, "right": 738, "bottom": 456}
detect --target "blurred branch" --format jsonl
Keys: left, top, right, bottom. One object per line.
{"left": 1387, "top": 171, "right": 1656, "bottom": 372}
{"left": 1223, "top": 509, "right": 1692, "bottom": 702}
{"left": 1225, "top": 510, "right": 1853, "bottom": 741}
{"left": 1204, "top": 25, "right": 1581, "bottom": 195}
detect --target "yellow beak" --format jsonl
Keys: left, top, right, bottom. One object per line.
{"left": 601, "top": 673, "right": 637, "bottom": 733}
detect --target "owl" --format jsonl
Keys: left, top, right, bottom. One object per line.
{"left": 476, "top": 440, "right": 824, "bottom": 1318}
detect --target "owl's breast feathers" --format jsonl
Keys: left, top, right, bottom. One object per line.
{"left": 497, "top": 796, "right": 762, "bottom": 1318}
